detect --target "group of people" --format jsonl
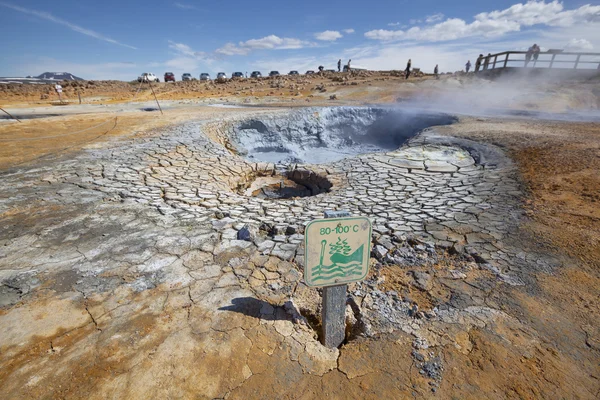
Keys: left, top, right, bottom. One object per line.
{"left": 467, "top": 53, "right": 493, "bottom": 72}
{"left": 337, "top": 59, "right": 352, "bottom": 72}
{"left": 466, "top": 44, "right": 542, "bottom": 73}
{"left": 407, "top": 60, "right": 441, "bottom": 79}
{"left": 335, "top": 58, "right": 439, "bottom": 79}
{"left": 476, "top": 54, "right": 492, "bottom": 71}
{"left": 525, "top": 44, "right": 541, "bottom": 66}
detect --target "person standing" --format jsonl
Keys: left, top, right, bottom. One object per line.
{"left": 465, "top": 60, "right": 471, "bottom": 73}
{"left": 434, "top": 64, "right": 439, "bottom": 79}
{"left": 405, "top": 59, "right": 411, "bottom": 79}
{"left": 532, "top": 44, "right": 540, "bottom": 65}
{"left": 54, "top": 83, "right": 63, "bottom": 103}
{"left": 337, "top": 59, "right": 341, "bottom": 72}
{"left": 484, "top": 53, "right": 491, "bottom": 70}
{"left": 525, "top": 45, "right": 534, "bottom": 67}
{"left": 347, "top": 59, "right": 351, "bottom": 72}
{"left": 475, "top": 54, "right": 483, "bottom": 72}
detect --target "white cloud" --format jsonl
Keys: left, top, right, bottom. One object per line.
{"left": 156, "top": 41, "right": 220, "bottom": 74}
{"left": 174, "top": 2, "right": 195, "bottom": 9}
{"left": 164, "top": 57, "right": 200, "bottom": 72}
{"left": 366, "top": 1, "right": 600, "bottom": 43}
{"left": 425, "top": 13, "right": 444, "bottom": 23}
{"left": 216, "top": 43, "right": 251, "bottom": 56}
{"left": 343, "top": 28, "right": 355, "bottom": 34}
{"left": 168, "top": 41, "right": 209, "bottom": 59}
{"left": 216, "top": 35, "right": 314, "bottom": 55}
{"left": 245, "top": 36, "right": 306, "bottom": 49}
{"left": 388, "top": 22, "right": 401, "bottom": 27}
{"left": 0, "top": 2, "right": 136, "bottom": 49}
{"left": 565, "top": 38, "right": 593, "bottom": 50}
{"left": 409, "top": 19, "right": 422, "bottom": 25}
{"left": 315, "top": 30, "right": 343, "bottom": 41}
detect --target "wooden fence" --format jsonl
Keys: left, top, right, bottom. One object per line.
{"left": 476, "top": 51, "right": 600, "bottom": 71}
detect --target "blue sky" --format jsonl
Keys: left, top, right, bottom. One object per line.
{"left": 0, "top": 0, "right": 598, "bottom": 79}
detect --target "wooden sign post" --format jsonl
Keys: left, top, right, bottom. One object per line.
{"left": 304, "top": 211, "right": 372, "bottom": 348}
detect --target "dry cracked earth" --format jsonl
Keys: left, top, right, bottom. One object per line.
{"left": 0, "top": 103, "right": 599, "bottom": 399}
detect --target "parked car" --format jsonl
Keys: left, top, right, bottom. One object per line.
{"left": 138, "top": 72, "right": 159, "bottom": 82}
{"left": 269, "top": 71, "right": 280, "bottom": 77}
{"left": 164, "top": 72, "right": 175, "bottom": 82}
{"left": 232, "top": 72, "right": 244, "bottom": 79}
{"left": 200, "top": 73, "right": 211, "bottom": 81}
{"left": 250, "top": 71, "right": 262, "bottom": 78}
{"left": 182, "top": 73, "right": 194, "bottom": 81}
{"left": 305, "top": 70, "right": 315, "bottom": 75}
{"left": 216, "top": 72, "right": 227, "bottom": 82}
{"left": 288, "top": 70, "right": 299, "bottom": 75}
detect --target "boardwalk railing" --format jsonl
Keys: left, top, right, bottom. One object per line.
{"left": 476, "top": 51, "right": 600, "bottom": 71}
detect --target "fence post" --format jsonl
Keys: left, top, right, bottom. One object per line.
{"left": 503, "top": 53, "right": 509, "bottom": 68}
{"left": 549, "top": 54, "right": 556, "bottom": 69}
{"left": 493, "top": 55, "right": 498, "bottom": 69}
{"left": 574, "top": 54, "right": 581, "bottom": 69}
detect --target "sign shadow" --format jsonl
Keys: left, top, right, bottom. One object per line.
{"left": 218, "top": 297, "right": 290, "bottom": 321}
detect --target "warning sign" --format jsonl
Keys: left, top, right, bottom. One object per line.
{"left": 304, "top": 216, "right": 372, "bottom": 287}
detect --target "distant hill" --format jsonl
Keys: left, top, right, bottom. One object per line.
{"left": 35, "top": 72, "right": 84, "bottom": 81}
{"left": 0, "top": 72, "right": 85, "bottom": 85}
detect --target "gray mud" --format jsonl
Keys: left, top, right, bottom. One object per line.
{"left": 228, "top": 107, "right": 456, "bottom": 164}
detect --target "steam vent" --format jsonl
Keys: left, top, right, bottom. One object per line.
{"left": 1, "top": 68, "right": 599, "bottom": 399}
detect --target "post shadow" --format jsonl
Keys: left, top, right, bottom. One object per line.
{"left": 218, "top": 297, "right": 289, "bottom": 321}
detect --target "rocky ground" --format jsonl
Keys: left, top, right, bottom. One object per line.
{"left": 0, "top": 74, "right": 599, "bottom": 399}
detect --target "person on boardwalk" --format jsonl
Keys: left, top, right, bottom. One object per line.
{"left": 475, "top": 54, "right": 483, "bottom": 72}
{"left": 337, "top": 59, "right": 341, "bottom": 72}
{"left": 405, "top": 59, "right": 411, "bottom": 79}
{"left": 434, "top": 64, "right": 439, "bottom": 79}
{"left": 346, "top": 59, "right": 351, "bottom": 72}
{"left": 484, "top": 53, "right": 491, "bottom": 70}
{"left": 465, "top": 60, "right": 471, "bottom": 73}
{"left": 525, "top": 45, "right": 534, "bottom": 66}
{"left": 532, "top": 44, "right": 540, "bottom": 65}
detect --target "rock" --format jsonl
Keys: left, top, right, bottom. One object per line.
{"left": 298, "top": 341, "right": 339, "bottom": 376}
{"left": 377, "top": 235, "right": 394, "bottom": 250}
{"left": 373, "top": 245, "right": 388, "bottom": 260}
{"left": 450, "top": 270, "right": 467, "bottom": 279}
{"left": 412, "top": 350, "right": 425, "bottom": 362}
{"left": 272, "top": 224, "right": 287, "bottom": 235}
{"left": 257, "top": 240, "right": 275, "bottom": 254}
{"left": 237, "top": 226, "right": 251, "bottom": 241}
{"left": 411, "top": 271, "right": 433, "bottom": 291}
{"left": 410, "top": 303, "right": 419, "bottom": 317}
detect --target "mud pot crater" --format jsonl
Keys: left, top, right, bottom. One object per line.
{"left": 228, "top": 107, "right": 457, "bottom": 164}
{"left": 238, "top": 167, "right": 333, "bottom": 199}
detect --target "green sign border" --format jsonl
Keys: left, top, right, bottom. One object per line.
{"left": 303, "top": 216, "right": 372, "bottom": 288}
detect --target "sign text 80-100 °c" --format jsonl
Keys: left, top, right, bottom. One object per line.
{"left": 304, "top": 216, "right": 372, "bottom": 287}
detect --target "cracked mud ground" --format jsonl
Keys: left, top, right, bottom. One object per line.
{"left": 1, "top": 106, "right": 599, "bottom": 399}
